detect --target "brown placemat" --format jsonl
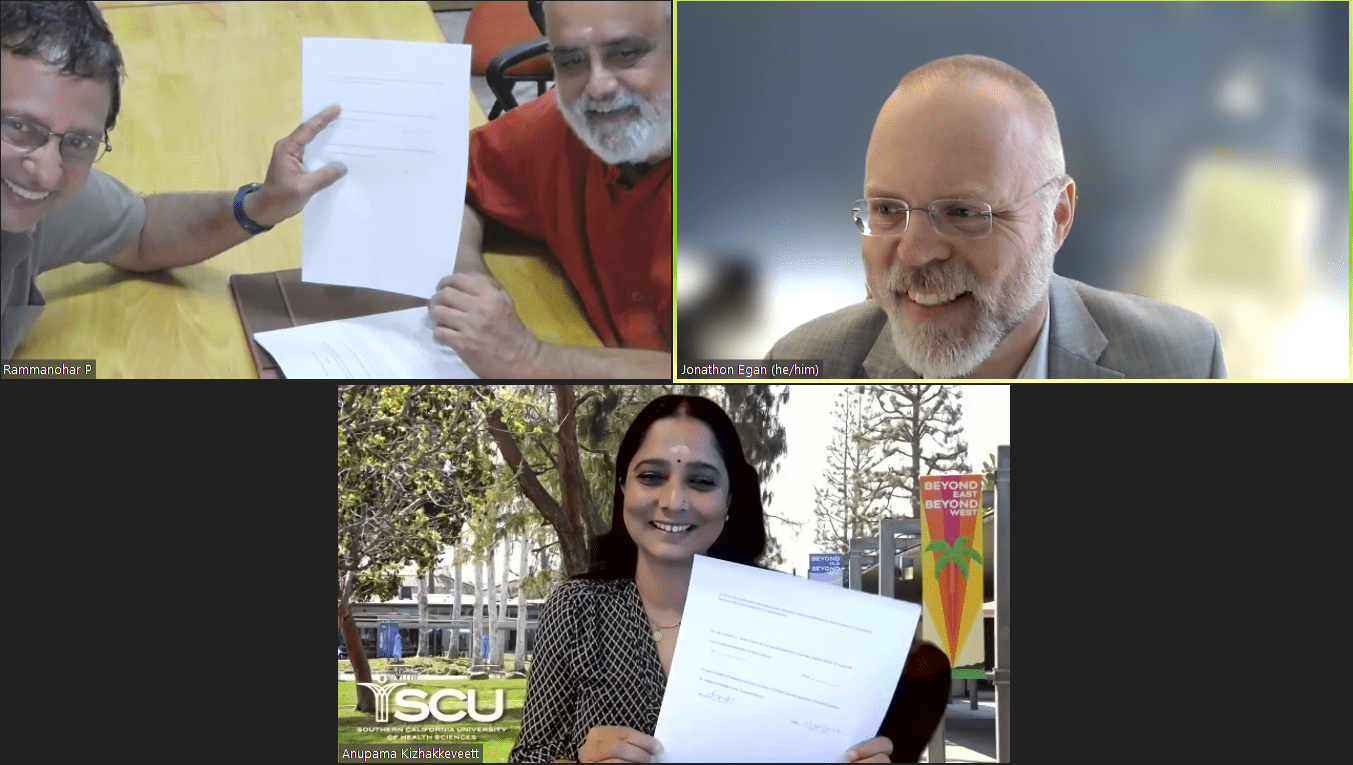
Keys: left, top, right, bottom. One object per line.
{"left": 229, "top": 269, "right": 427, "bottom": 379}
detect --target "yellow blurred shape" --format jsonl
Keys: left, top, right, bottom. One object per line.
{"left": 1138, "top": 154, "right": 1319, "bottom": 378}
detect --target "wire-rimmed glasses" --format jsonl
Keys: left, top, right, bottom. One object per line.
{"left": 1, "top": 114, "right": 111, "bottom": 165}
{"left": 852, "top": 176, "right": 1062, "bottom": 239}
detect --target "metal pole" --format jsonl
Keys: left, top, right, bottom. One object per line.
{"left": 992, "top": 445, "right": 1011, "bottom": 762}
{"left": 877, "top": 518, "right": 918, "bottom": 600}
{"left": 849, "top": 538, "right": 878, "bottom": 593}
{"left": 880, "top": 522, "right": 895, "bottom": 600}
{"left": 849, "top": 546, "right": 862, "bottom": 592}
{"left": 928, "top": 713, "right": 946, "bottom": 763}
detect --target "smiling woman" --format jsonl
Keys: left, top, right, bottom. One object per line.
{"left": 508, "top": 394, "right": 769, "bottom": 762}
{"left": 508, "top": 395, "right": 948, "bottom": 764}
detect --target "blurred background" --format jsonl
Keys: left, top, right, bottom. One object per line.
{"left": 676, "top": 1, "right": 1349, "bottom": 378}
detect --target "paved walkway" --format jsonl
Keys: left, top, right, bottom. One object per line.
{"left": 919, "top": 693, "right": 999, "bottom": 763}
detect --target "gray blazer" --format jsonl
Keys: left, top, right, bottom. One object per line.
{"left": 766, "top": 274, "right": 1227, "bottom": 378}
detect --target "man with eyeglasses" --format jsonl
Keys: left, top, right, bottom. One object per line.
{"left": 427, "top": 0, "right": 672, "bottom": 379}
{"left": 767, "top": 55, "right": 1226, "bottom": 379}
{"left": 1, "top": 2, "right": 345, "bottom": 361}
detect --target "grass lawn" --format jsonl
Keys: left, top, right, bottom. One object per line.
{"left": 338, "top": 678, "right": 527, "bottom": 762}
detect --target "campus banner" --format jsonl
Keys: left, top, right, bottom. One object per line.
{"left": 379, "top": 620, "right": 402, "bottom": 659}
{"left": 808, "top": 553, "right": 847, "bottom": 586}
{"left": 919, "top": 474, "right": 985, "bottom": 668}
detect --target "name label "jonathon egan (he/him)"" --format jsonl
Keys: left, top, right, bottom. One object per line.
{"left": 678, "top": 360, "right": 822, "bottom": 379}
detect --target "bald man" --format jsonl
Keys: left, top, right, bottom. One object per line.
{"left": 767, "top": 55, "right": 1226, "bottom": 379}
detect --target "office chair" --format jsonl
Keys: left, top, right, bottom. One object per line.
{"left": 465, "top": 1, "right": 551, "bottom": 119}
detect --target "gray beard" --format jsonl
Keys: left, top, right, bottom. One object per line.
{"left": 556, "top": 88, "right": 671, "bottom": 165}
{"left": 875, "top": 215, "right": 1057, "bottom": 378}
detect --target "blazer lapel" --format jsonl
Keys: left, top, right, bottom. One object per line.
{"left": 1046, "top": 275, "right": 1124, "bottom": 379}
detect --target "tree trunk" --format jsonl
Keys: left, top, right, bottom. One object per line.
{"left": 450, "top": 553, "right": 462, "bottom": 659}
{"left": 417, "top": 566, "right": 432, "bottom": 657}
{"left": 492, "top": 541, "right": 503, "bottom": 668}
{"left": 911, "top": 400, "right": 922, "bottom": 518}
{"left": 494, "top": 538, "right": 510, "bottom": 668}
{"left": 516, "top": 525, "right": 528, "bottom": 672}
{"left": 556, "top": 386, "right": 606, "bottom": 546}
{"left": 482, "top": 399, "right": 592, "bottom": 578}
{"left": 339, "top": 574, "right": 375, "bottom": 714}
{"left": 417, "top": 567, "right": 429, "bottom": 658}
{"left": 473, "top": 557, "right": 484, "bottom": 665}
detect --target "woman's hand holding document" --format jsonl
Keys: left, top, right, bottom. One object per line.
{"left": 653, "top": 556, "right": 922, "bottom": 762}
{"left": 300, "top": 38, "right": 472, "bottom": 300}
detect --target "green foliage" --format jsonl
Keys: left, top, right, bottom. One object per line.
{"left": 340, "top": 385, "right": 794, "bottom": 596}
{"left": 518, "top": 569, "right": 561, "bottom": 600}
{"left": 339, "top": 386, "right": 497, "bottom": 604}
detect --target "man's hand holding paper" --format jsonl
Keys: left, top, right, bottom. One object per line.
{"left": 652, "top": 556, "right": 923, "bottom": 763}
{"left": 429, "top": 271, "right": 542, "bottom": 379}
{"left": 245, "top": 103, "right": 349, "bottom": 228}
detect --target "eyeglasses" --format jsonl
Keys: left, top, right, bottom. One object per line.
{"left": 1, "top": 114, "right": 111, "bottom": 165}
{"left": 852, "top": 176, "right": 1062, "bottom": 239}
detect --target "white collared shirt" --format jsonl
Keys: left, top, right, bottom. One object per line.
{"left": 1015, "top": 304, "right": 1051, "bottom": 379}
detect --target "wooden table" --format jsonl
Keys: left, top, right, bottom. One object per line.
{"left": 17, "top": 1, "right": 599, "bottom": 378}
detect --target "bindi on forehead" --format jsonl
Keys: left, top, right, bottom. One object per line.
{"left": 670, "top": 444, "right": 690, "bottom": 463}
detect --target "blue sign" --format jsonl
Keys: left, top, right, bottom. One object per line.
{"left": 481, "top": 635, "right": 490, "bottom": 659}
{"left": 377, "top": 621, "right": 402, "bottom": 659}
{"left": 808, "top": 553, "right": 847, "bottom": 585}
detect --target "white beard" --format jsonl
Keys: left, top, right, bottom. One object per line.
{"left": 872, "top": 211, "right": 1057, "bottom": 378}
{"left": 556, "top": 86, "right": 671, "bottom": 165}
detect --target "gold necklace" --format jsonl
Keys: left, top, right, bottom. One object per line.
{"left": 649, "top": 618, "right": 681, "bottom": 642}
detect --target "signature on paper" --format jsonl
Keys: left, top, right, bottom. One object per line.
{"left": 698, "top": 690, "right": 735, "bottom": 705}
{"left": 791, "top": 719, "right": 842, "bottom": 735}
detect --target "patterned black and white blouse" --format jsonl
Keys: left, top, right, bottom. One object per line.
{"left": 508, "top": 576, "right": 920, "bottom": 763}
{"left": 509, "top": 577, "right": 665, "bottom": 763}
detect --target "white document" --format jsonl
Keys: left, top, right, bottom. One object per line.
{"left": 654, "top": 556, "right": 921, "bottom": 763}
{"left": 301, "top": 38, "right": 472, "bottom": 299}
{"left": 253, "top": 308, "right": 478, "bottom": 379}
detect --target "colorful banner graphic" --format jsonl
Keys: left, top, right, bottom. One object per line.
{"left": 919, "top": 474, "right": 985, "bottom": 668}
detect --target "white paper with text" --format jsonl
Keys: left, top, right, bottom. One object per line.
{"left": 301, "top": 38, "right": 472, "bottom": 299}
{"left": 653, "top": 555, "right": 921, "bottom": 762}
{"left": 253, "top": 308, "right": 477, "bottom": 379}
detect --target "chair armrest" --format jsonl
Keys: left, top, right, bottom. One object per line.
{"left": 486, "top": 38, "right": 551, "bottom": 113}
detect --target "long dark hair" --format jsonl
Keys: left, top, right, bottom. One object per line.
{"left": 575, "top": 395, "right": 766, "bottom": 579}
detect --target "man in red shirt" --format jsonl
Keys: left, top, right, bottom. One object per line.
{"left": 429, "top": 0, "right": 671, "bottom": 379}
